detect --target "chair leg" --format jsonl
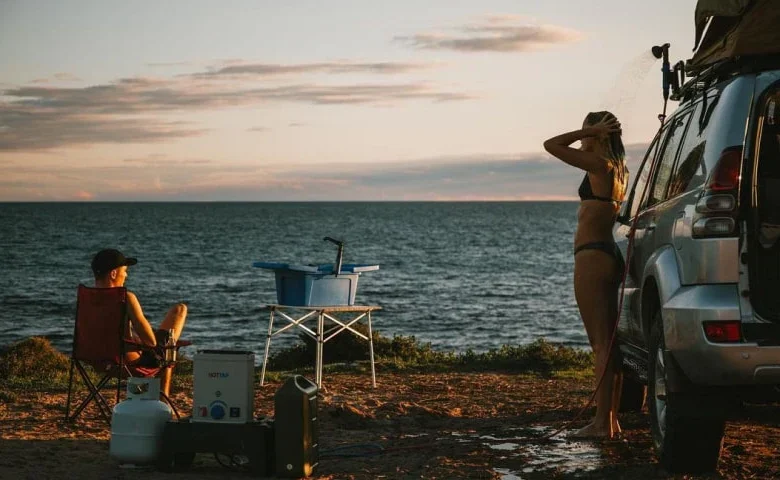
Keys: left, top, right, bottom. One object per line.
{"left": 68, "top": 363, "right": 113, "bottom": 425}
{"left": 65, "top": 360, "right": 76, "bottom": 420}
{"left": 116, "top": 369, "right": 122, "bottom": 406}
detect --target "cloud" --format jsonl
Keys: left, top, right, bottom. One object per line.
{"left": 1, "top": 64, "right": 473, "bottom": 151}
{"left": 2, "top": 149, "right": 651, "bottom": 201}
{"left": 0, "top": 103, "right": 206, "bottom": 151}
{"left": 29, "top": 73, "right": 82, "bottom": 84}
{"left": 122, "top": 155, "right": 213, "bottom": 166}
{"left": 74, "top": 190, "right": 94, "bottom": 200}
{"left": 396, "top": 15, "right": 583, "bottom": 53}
{"left": 192, "top": 61, "right": 437, "bottom": 78}
{"left": 247, "top": 126, "right": 268, "bottom": 132}
{"left": 147, "top": 61, "right": 197, "bottom": 68}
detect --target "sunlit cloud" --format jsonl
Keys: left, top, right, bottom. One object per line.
{"left": 0, "top": 140, "right": 652, "bottom": 200}
{"left": 396, "top": 14, "right": 583, "bottom": 53}
{"left": 122, "top": 155, "right": 213, "bottom": 166}
{"left": 0, "top": 62, "right": 474, "bottom": 151}
{"left": 29, "top": 72, "right": 82, "bottom": 84}
{"left": 0, "top": 145, "right": 648, "bottom": 201}
{"left": 74, "top": 190, "right": 94, "bottom": 200}
{"left": 147, "top": 61, "right": 197, "bottom": 68}
{"left": 0, "top": 104, "right": 206, "bottom": 151}
{"left": 192, "top": 61, "right": 438, "bottom": 78}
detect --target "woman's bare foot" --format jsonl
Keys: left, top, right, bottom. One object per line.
{"left": 570, "top": 420, "right": 613, "bottom": 439}
{"left": 611, "top": 417, "right": 622, "bottom": 436}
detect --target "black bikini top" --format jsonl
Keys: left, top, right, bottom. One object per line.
{"left": 578, "top": 172, "right": 620, "bottom": 204}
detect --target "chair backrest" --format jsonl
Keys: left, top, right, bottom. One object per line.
{"left": 72, "top": 285, "right": 127, "bottom": 364}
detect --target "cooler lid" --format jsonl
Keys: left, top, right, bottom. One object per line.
{"left": 252, "top": 262, "right": 319, "bottom": 272}
{"left": 252, "top": 262, "right": 379, "bottom": 273}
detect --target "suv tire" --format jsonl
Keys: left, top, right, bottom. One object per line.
{"left": 647, "top": 313, "right": 725, "bottom": 473}
{"left": 619, "top": 374, "right": 646, "bottom": 412}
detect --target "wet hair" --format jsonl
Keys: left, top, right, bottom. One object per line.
{"left": 583, "top": 111, "right": 627, "bottom": 187}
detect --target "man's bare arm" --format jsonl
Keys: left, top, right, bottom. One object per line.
{"left": 127, "top": 291, "right": 157, "bottom": 346}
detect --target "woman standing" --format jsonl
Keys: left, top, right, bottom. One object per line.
{"left": 543, "top": 111, "right": 628, "bottom": 439}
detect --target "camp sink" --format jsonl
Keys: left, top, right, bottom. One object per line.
{"left": 253, "top": 262, "right": 379, "bottom": 306}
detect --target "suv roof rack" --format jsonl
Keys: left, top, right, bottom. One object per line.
{"left": 674, "top": 54, "right": 780, "bottom": 103}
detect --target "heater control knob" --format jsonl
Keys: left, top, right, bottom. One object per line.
{"left": 210, "top": 404, "right": 226, "bottom": 420}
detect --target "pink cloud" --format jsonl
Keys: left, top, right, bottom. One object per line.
{"left": 74, "top": 190, "right": 94, "bottom": 200}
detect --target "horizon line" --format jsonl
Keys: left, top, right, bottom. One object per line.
{"left": 0, "top": 199, "right": 581, "bottom": 204}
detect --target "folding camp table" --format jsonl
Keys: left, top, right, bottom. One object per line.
{"left": 259, "top": 304, "right": 382, "bottom": 388}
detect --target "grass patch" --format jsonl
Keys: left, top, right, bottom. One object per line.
{"left": 0, "top": 337, "right": 71, "bottom": 392}
{"left": 0, "top": 331, "right": 593, "bottom": 401}
{"left": 267, "top": 323, "right": 593, "bottom": 375}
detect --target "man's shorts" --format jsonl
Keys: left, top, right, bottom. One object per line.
{"left": 134, "top": 329, "right": 171, "bottom": 368}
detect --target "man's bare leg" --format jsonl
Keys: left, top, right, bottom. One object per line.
{"left": 160, "top": 366, "right": 173, "bottom": 397}
{"left": 159, "top": 303, "right": 187, "bottom": 398}
{"left": 159, "top": 303, "right": 188, "bottom": 341}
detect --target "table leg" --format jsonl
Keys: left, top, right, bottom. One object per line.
{"left": 368, "top": 310, "right": 376, "bottom": 388}
{"left": 260, "top": 309, "right": 276, "bottom": 386}
{"left": 316, "top": 311, "right": 324, "bottom": 388}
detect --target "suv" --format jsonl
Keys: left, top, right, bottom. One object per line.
{"left": 614, "top": 58, "right": 780, "bottom": 473}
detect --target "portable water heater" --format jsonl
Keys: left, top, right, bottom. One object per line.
{"left": 192, "top": 350, "right": 255, "bottom": 423}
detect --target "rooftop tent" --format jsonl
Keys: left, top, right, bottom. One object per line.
{"left": 689, "top": 0, "right": 780, "bottom": 73}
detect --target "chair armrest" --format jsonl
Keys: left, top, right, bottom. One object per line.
{"left": 124, "top": 339, "right": 156, "bottom": 352}
{"left": 124, "top": 339, "right": 192, "bottom": 350}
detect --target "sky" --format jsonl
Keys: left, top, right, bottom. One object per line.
{"left": 0, "top": 0, "right": 700, "bottom": 201}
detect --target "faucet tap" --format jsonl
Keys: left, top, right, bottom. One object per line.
{"left": 323, "top": 237, "right": 345, "bottom": 276}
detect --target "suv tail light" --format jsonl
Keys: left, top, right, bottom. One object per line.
{"left": 708, "top": 146, "right": 742, "bottom": 191}
{"left": 693, "top": 147, "right": 742, "bottom": 238}
{"left": 703, "top": 321, "right": 742, "bottom": 343}
{"left": 693, "top": 217, "right": 736, "bottom": 236}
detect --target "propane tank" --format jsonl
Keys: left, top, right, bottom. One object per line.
{"left": 110, "top": 377, "right": 172, "bottom": 465}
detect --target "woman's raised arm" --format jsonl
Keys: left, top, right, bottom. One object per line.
{"left": 543, "top": 117, "right": 621, "bottom": 173}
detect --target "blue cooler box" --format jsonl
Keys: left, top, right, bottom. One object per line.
{"left": 253, "top": 262, "right": 379, "bottom": 306}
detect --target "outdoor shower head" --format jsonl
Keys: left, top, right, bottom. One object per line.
{"left": 652, "top": 43, "right": 670, "bottom": 59}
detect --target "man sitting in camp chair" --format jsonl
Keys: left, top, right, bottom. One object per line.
{"left": 91, "top": 248, "right": 188, "bottom": 397}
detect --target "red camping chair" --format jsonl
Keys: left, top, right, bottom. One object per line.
{"left": 65, "top": 285, "right": 188, "bottom": 424}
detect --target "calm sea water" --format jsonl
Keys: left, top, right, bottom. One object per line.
{"left": 0, "top": 202, "right": 584, "bottom": 356}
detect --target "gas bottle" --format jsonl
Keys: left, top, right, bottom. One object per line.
{"left": 109, "top": 377, "right": 172, "bottom": 465}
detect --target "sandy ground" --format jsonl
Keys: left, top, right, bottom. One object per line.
{"left": 1, "top": 372, "right": 779, "bottom": 479}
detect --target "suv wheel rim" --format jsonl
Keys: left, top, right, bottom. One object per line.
{"left": 654, "top": 348, "right": 668, "bottom": 438}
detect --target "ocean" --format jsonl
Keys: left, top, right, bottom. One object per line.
{"left": 0, "top": 202, "right": 584, "bottom": 357}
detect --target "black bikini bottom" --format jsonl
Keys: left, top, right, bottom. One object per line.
{"left": 574, "top": 241, "right": 626, "bottom": 276}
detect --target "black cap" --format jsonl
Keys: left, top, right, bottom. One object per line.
{"left": 91, "top": 249, "right": 137, "bottom": 276}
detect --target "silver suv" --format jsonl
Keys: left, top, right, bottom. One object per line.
{"left": 614, "top": 57, "right": 780, "bottom": 473}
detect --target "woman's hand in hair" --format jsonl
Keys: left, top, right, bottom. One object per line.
{"left": 586, "top": 116, "right": 621, "bottom": 139}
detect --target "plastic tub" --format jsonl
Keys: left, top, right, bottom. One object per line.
{"left": 253, "top": 263, "right": 379, "bottom": 306}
